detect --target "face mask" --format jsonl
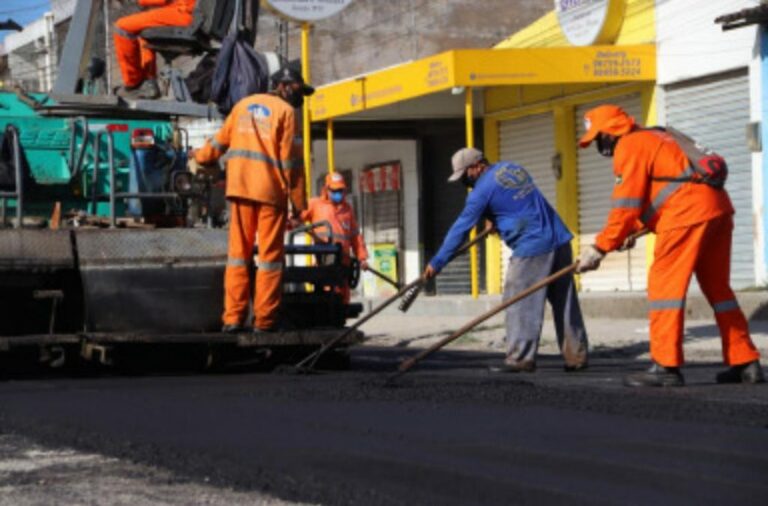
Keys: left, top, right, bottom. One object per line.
{"left": 460, "top": 171, "right": 475, "bottom": 188}
{"left": 596, "top": 133, "right": 618, "bottom": 157}
{"left": 329, "top": 190, "right": 344, "bottom": 204}
{"left": 282, "top": 86, "right": 304, "bottom": 109}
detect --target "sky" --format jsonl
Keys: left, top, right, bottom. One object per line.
{"left": 0, "top": 1, "right": 51, "bottom": 44}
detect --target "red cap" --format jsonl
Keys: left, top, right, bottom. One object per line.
{"left": 325, "top": 172, "right": 346, "bottom": 190}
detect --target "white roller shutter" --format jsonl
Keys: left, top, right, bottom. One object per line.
{"left": 665, "top": 70, "right": 754, "bottom": 289}
{"left": 576, "top": 94, "right": 647, "bottom": 292}
{"left": 498, "top": 113, "right": 557, "bottom": 279}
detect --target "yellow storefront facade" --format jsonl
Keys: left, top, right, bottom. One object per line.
{"left": 309, "top": 0, "right": 657, "bottom": 296}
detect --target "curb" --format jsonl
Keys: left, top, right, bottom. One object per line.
{"left": 358, "top": 292, "right": 768, "bottom": 321}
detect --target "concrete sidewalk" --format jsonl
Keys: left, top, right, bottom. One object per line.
{"left": 358, "top": 290, "right": 768, "bottom": 320}
{"left": 353, "top": 313, "right": 768, "bottom": 364}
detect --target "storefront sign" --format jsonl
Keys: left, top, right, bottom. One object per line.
{"left": 263, "top": 0, "right": 354, "bottom": 22}
{"left": 360, "top": 163, "right": 401, "bottom": 193}
{"left": 555, "top": 0, "right": 626, "bottom": 46}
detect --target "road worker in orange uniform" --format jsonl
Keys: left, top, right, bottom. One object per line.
{"left": 576, "top": 104, "right": 764, "bottom": 387}
{"left": 194, "top": 66, "right": 312, "bottom": 333}
{"left": 301, "top": 172, "right": 369, "bottom": 303}
{"left": 113, "top": 0, "right": 197, "bottom": 99}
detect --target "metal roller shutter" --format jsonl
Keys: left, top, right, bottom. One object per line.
{"left": 665, "top": 70, "right": 754, "bottom": 288}
{"left": 576, "top": 94, "right": 647, "bottom": 292}
{"left": 498, "top": 112, "right": 557, "bottom": 280}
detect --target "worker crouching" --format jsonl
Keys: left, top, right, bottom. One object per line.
{"left": 301, "top": 173, "right": 369, "bottom": 303}
{"left": 576, "top": 104, "right": 764, "bottom": 387}
{"left": 194, "top": 66, "right": 312, "bottom": 333}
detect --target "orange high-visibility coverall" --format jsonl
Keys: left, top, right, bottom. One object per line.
{"left": 113, "top": 0, "right": 196, "bottom": 88}
{"left": 594, "top": 127, "right": 760, "bottom": 367}
{"left": 196, "top": 93, "right": 306, "bottom": 330}
{"left": 301, "top": 194, "right": 368, "bottom": 303}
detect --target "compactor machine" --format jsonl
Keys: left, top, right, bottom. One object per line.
{"left": 0, "top": 0, "right": 363, "bottom": 374}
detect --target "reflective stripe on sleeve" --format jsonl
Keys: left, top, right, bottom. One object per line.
{"left": 649, "top": 299, "right": 686, "bottom": 311}
{"left": 713, "top": 299, "right": 739, "bottom": 313}
{"left": 612, "top": 197, "right": 643, "bottom": 209}
{"left": 211, "top": 138, "right": 228, "bottom": 152}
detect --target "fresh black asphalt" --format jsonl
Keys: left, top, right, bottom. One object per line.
{"left": 0, "top": 347, "right": 766, "bottom": 505}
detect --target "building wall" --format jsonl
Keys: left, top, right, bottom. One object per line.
{"left": 259, "top": 0, "right": 552, "bottom": 87}
{"left": 657, "top": 0, "right": 763, "bottom": 288}
{"left": 656, "top": 0, "right": 756, "bottom": 86}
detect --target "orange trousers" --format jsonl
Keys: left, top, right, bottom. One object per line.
{"left": 648, "top": 214, "right": 760, "bottom": 367}
{"left": 113, "top": 6, "right": 193, "bottom": 88}
{"left": 224, "top": 199, "right": 286, "bottom": 330}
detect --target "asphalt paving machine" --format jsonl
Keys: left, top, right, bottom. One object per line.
{"left": 0, "top": 0, "right": 363, "bottom": 374}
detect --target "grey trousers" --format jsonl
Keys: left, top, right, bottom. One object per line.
{"left": 503, "top": 243, "right": 588, "bottom": 366}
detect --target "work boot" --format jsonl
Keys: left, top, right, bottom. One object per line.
{"left": 116, "top": 79, "right": 160, "bottom": 100}
{"left": 564, "top": 361, "right": 588, "bottom": 373}
{"left": 116, "top": 84, "right": 142, "bottom": 100}
{"left": 489, "top": 357, "right": 536, "bottom": 373}
{"left": 623, "top": 362, "right": 684, "bottom": 387}
{"left": 253, "top": 324, "right": 281, "bottom": 334}
{"left": 221, "top": 324, "right": 245, "bottom": 334}
{"left": 716, "top": 360, "right": 765, "bottom": 384}
{"left": 137, "top": 79, "right": 161, "bottom": 99}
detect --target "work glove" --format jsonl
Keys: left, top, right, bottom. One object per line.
{"left": 576, "top": 245, "right": 605, "bottom": 273}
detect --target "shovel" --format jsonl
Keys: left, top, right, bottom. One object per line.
{"left": 387, "top": 262, "right": 579, "bottom": 384}
{"left": 366, "top": 265, "right": 401, "bottom": 290}
{"left": 398, "top": 226, "right": 494, "bottom": 312}
{"left": 291, "top": 225, "right": 494, "bottom": 372}
{"left": 388, "top": 229, "right": 650, "bottom": 383}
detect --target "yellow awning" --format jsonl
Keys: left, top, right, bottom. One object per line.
{"left": 310, "top": 44, "right": 656, "bottom": 121}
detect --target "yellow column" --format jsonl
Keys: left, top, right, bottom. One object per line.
{"left": 483, "top": 115, "right": 502, "bottom": 295}
{"left": 465, "top": 87, "right": 479, "bottom": 299}
{"left": 553, "top": 105, "right": 579, "bottom": 261}
{"left": 301, "top": 22, "right": 312, "bottom": 198}
{"left": 327, "top": 119, "right": 335, "bottom": 174}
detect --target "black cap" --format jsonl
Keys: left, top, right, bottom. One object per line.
{"left": 271, "top": 66, "right": 315, "bottom": 96}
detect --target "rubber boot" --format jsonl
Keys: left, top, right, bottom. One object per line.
{"left": 137, "top": 79, "right": 161, "bottom": 99}
{"left": 623, "top": 362, "right": 685, "bottom": 387}
{"left": 716, "top": 360, "right": 765, "bottom": 384}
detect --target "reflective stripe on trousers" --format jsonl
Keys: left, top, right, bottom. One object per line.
{"left": 223, "top": 200, "right": 287, "bottom": 329}
{"left": 647, "top": 215, "right": 760, "bottom": 366}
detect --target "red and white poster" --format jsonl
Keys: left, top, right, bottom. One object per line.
{"left": 361, "top": 162, "right": 401, "bottom": 193}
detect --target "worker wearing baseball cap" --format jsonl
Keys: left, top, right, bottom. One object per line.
{"left": 424, "top": 147, "right": 589, "bottom": 373}
{"left": 270, "top": 66, "right": 315, "bottom": 109}
{"left": 577, "top": 104, "right": 763, "bottom": 387}
{"left": 194, "top": 65, "right": 311, "bottom": 333}
{"left": 301, "top": 172, "right": 369, "bottom": 304}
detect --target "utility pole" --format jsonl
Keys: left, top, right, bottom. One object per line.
{"left": 277, "top": 18, "right": 289, "bottom": 61}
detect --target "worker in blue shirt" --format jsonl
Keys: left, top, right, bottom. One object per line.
{"left": 424, "top": 147, "right": 589, "bottom": 373}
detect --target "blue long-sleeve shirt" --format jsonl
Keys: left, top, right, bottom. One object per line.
{"left": 429, "top": 162, "right": 573, "bottom": 272}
